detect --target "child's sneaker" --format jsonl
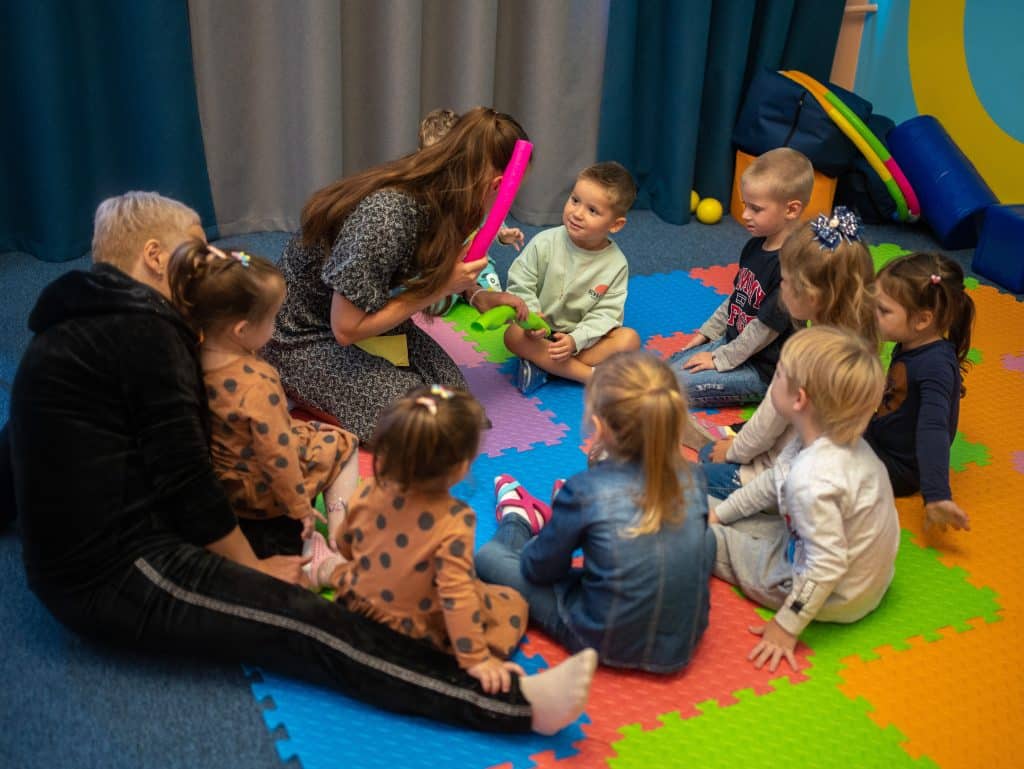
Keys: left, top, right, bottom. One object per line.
{"left": 517, "top": 359, "right": 548, "bottom": 395}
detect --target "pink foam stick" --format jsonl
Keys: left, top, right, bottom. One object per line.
{"left": 463, "top": 139, "right": 533, "bottom": 262}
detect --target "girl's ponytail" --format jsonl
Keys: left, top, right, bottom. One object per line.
{"left": 585, "top": 351, "right": 690, "bottom": 537}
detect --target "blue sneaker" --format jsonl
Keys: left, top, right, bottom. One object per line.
{"left": 516, "top": 359, "right": 548, "bottom": 395}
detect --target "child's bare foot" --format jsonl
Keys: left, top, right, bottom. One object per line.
{"left": 519, "top": 648, "right": 597, "bottom": 735}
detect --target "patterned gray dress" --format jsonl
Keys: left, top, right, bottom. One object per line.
{"left": 263, "top": 189, "right": 466, "bottom": 443}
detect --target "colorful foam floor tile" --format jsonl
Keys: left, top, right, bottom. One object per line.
{"left": 243, "top": 268, "right": 1024, "bottom": 769}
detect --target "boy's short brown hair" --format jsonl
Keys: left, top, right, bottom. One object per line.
{"left": 778, "top": 325, "right": 884, "bottom": 446}
{"left": 418, "top": 108, "right": 459, "bottom": 149}
{"left": 578, "top": 161, "right": 637, "bottom": 216}
{"left": 741, "top": 147, "right": 814, "bottom": 206}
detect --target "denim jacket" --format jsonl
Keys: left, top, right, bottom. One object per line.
{"left": 519, "top": 459, "right": 716, "bottom": 673}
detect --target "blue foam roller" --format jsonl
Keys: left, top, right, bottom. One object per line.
{"left": 888, "top": 115, "right": 998, "bottom": 249}
{"left": 972, "top": 204, "right": 1024, "bottom": 293}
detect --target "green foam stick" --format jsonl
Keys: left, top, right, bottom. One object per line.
{"left": 470, "top": 304, "right": 551, "bottom": 335}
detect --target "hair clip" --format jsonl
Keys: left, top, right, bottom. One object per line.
{"left": 930, "top": 274, "right": 942, "bottom": 285}
{"left": 414, "top": 396, "right": 438, "bottom": 416}
{"left": 429, "top": 384, "right": 454, "bottom": 400}
{"left": 809, "top": 206, "right": 863, "bottom": 250}
{"left": 231, "top": 251, "right": 252, "bottom": 268}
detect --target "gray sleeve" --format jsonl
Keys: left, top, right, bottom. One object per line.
{"left": 715, "top": 464, "right": 778, "bottom": 524}
{"left": 727, "top": 384, "right": 790, "bottom": 463}
{"left": 698, "top": 298, "right": 730, "bottom": 339}
{"left": 711, "top": 318, "right": 778, "bottom": 371}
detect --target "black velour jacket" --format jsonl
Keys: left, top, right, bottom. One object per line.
{"left": 10, "top": 264, "right": 237, "bottom": 591}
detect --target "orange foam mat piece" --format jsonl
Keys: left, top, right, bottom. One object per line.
{"left": 839, "top": 617, "right": 1024, "bottom": 767}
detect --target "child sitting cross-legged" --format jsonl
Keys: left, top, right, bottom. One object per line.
{"left": 710, "top": 325, "right": 900, "bottom": 672}
{"left": 309, "top": 385, "right": 598, "bottom": 733}
{"left": 476, "top": 351, "right": 717, "bottom": 674}
{"left": 505, "top": 161, "right": 642, "bottom": 394}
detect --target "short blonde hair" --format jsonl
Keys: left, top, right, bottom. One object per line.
{"left": 418, "top": 108, "right": 459, "bottom": 149}
{"left": 92, "top": 192, "right": 200, "bottom": 270}
{"left": 777, "top": 325, "right": 884, "bottom": 446}
{"left": 741, "top": 147, "right": 814, "bottom": 206}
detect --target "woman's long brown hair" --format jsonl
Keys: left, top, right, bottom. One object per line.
{"left": 301, "top": 107, "right": 528, "bottom": 300}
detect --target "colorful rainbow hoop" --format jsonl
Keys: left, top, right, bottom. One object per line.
{"left": 781, "top": 70, "right": 920, "bottom": 223}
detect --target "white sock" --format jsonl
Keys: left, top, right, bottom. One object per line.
{"left": 519, "top": 648, "right": 598, "bottom": 735}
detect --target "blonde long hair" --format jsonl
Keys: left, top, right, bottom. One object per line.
{"left": 779, "top": 216, "right": 880, "bottom": 348}
{"left": 300, "top": 107, "right": 528, "bottom": 301}
{"left": 585, "top": 351, "right": 690, "bottom": 536}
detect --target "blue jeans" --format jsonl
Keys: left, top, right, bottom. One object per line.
{"left": 698, "top": 442, "right": 742, "bottom": 501}
{"left": 476, "top": 518, "right": 582, "bottom": 652}
{"left": 668, "top": 339, "right": 768, "bottom": 407}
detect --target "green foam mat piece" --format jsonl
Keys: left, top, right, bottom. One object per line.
{"left": 964, "top": 276, "right": 980, "bottom": 290}
{"left": 949, "top": 431, "right": 991, "bottom": 473}
{"left": 967, "top": 347, "right": 982, "bottom": 365}
{"left": 747, "top": 528, "right": 1000, "bottom": 666}
{"left": 609, "top": 672, "right": 938, "bottom": 769}
{"left": 870, "top": 243, "right": 912, "bottom": 273}
{"left": 444, "top": 302, "right": 515, "bottom": 363}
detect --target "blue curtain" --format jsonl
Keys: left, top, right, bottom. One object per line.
{"left": 598, "top": 0, "right": 845, "bottom": 224}
{"left": 0, "top": 1, "right": 216, "bottom": 262}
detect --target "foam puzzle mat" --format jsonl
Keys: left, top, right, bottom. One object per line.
{"left": 251, "top": 248, "right": 1023, "bottom": 769}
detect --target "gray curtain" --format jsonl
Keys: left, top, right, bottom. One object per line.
{"left": 189, "top": 0, "right": 609, "bottom": 236}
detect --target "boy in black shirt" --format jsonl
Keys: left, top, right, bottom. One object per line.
{"left": 670, "top": 148, "right": 814, "bottom": 407}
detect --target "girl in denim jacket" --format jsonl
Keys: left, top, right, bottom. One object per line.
{"left": 476, "top": 351, "right": 717, "bottom": 673}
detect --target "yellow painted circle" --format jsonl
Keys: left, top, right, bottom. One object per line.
{"left": 908, "top": 0, "right": 1023, "bottom": 201}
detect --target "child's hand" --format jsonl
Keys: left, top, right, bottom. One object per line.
{"left": 683, "top": 351, "right": 716, "bottom": 373}
{"left": 682, "top": 332, "right": 709, "bottom": 351}
{"left": 748, "top": 620, "right": 799, "bottom": 672}
{"left": 924, "top": 499, "right": 971, "bottom": 533}
{"left": 709, "top": 437, "right": 734, "bottom": 463}
{"left": 299, "top": 507, "right": 327, "bottom": 540}
{"left": 498, "top": 226, "right": 525, "bottom": 251}
{"left": 467, "top": 657, "right": 527, "bottom": 694}
{"left": 547, "top": 332, "right": 577, "bottom": 362}
{"left": 708, "top": 508, "right": 721, "bottom": 525}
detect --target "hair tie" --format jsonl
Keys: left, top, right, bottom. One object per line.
{"left": 809, "top": 206, "right": 863, "bottom": 250}
{"left": 414, "top": 397, "right": 438, "bottom": 416}
{"left": 929, "top": 274, "right": 942, "bottom": 285}
{"left": 429, "top": 384, "right": 454, "bottom": 400}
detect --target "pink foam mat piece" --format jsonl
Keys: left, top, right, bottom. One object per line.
{"left": 1001, "top": 353, "right": 1024, "bottom": 372}
{"left": 413, "top": 313, "right": 489, "bottom": 368}
{"left": 1014, "top": 452, "right": 1024, "bottom": 475}
{"left": 461, "top": 365, "right": 570, "bottom": 457}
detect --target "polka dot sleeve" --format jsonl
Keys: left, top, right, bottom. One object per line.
{"left": 434, "top": 521, "right": 490, "bottom": 669}
{"left": 245, "top": 375, "right": 316, "bottom": 518}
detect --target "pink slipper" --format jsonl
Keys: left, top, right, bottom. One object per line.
{"left": 551, "top": 478, "right": 566, "bottom": 501}
{"left": 494, "top": 474, "right": 551, "bottom": 535}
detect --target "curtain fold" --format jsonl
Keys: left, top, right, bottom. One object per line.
{"left": 598, "top": 0, "right": 845, "bottom": 224}
{"left": 1, "top": 0, "right": 216, "bottom": 262}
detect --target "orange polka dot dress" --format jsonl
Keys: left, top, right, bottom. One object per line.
{"left": 330, "top": 481, "right": 528, "bottom": 670}
{"left": 204, "top": 355, "right": 357, "bottom": 519}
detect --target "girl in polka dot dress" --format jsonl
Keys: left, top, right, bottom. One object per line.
{"left": 313, "top": 385, "right": 532, "bottom": 694}
{"left": 168, "top": 241, "right": 359, "bottom": 560}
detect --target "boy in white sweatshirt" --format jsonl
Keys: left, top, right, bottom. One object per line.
{"left": 505, "top": 162, "right": 641, "bottom": 394}
{"left": 710, "top": 326, "right": 899, "bottom": 673}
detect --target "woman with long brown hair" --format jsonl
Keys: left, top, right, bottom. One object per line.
{"left": 264, "top": 107, "right": 529, "bottom": 442}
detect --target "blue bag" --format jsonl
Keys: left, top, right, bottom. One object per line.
{"left": 732, "top": 68, "right": 874, "bottom": 177}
